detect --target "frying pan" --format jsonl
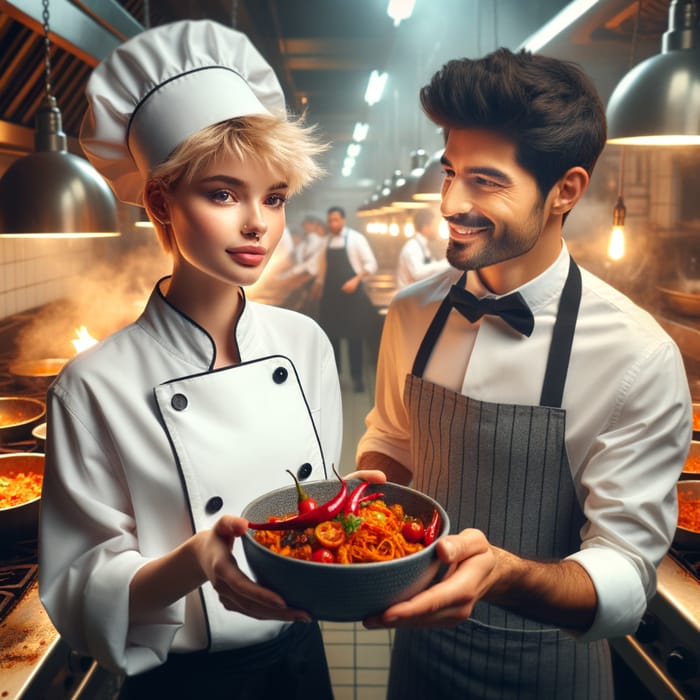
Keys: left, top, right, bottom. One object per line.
{"left": 0, "top": 397, "right": 46, "bottom": 443}
{"left": 9, "top": 358, "right": 67, "bottom": 393}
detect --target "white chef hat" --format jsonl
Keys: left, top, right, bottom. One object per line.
{"left": 79, "top": 19, "right": 286, "bottom": 205}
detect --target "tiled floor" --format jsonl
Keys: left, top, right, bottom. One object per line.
{"left": 326, "top": 339, "right": 393, "bottom": 699}
{"left": 320, "top": 622, "right": 393, "bottom": 700}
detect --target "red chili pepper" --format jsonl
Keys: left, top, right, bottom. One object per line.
{"left": 343, "top": 481, "right": 370, "bottom": 515}
{"left": 286, "top": 469, "right": 318, "bottom": 515}
{"left": 358, "top": 492, "right": 383, "bottom": 505}
{"left": 248, "top": 464, "right": 348, "bottom": 531}
{"left": 423, "top": 509, "right": 441, "bottom": 545}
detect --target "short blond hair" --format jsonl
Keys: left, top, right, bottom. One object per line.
{"left": 145, "top": 112, "right": 327, "bottom": 251}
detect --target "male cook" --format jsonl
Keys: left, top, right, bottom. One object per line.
{"left": 357, "top": 48, "right": 691, "bottom": 699}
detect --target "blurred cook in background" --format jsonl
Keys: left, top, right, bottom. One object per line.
{"left": 278, "top": 212, "right": 328, "bottom": 318}
{"left": 396, "top": 208, "right": 449, "bottom": 289}
{"left": 318, "top": 206, "right": 378, "bottom": 393}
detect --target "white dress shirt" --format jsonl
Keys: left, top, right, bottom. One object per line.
{"left": 358, "top": 243, "right": 691, "bottom": 641}
{"left": 39, "top": 282, "right": 342, "bottom": 674}
{"left": 396, "top": 233, "right": 450, "bottom": 289}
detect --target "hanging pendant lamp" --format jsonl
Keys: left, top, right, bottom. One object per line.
{"left": 606, "top": 0, "right": 700, "bottom": 146}
{"left": 391, "top": 149, "right": 431, "bottom": 209}
{"left": 412, "top": 149, "right": 444, "bottom": 202}
{"left": 0, "top": 0, "right": 119, "bottom": 238}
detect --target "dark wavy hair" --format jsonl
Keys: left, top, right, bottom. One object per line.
{"left": 420, "top": 48, "right": 607, "bottom": 198}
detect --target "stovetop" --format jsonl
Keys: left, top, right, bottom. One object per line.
{"left": 0, "top": 539, "right": 38, "bottom": 624}
{"left": 669, "top": 547, "right": 700, "bottom": 581}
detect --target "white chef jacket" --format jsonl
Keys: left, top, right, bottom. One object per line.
{"left": 39, "top": 280, "right": 342, "bottom": 675}
{"left": 289, "top": 231, "right": 325, "bottom": 276}
{"left": 358, "top": 243, "right": 691, "bottom": 641}
{"left": 396, "top": 234, "right": 450, "bottom": 290}
{"left": 325, "top": 227, "right": 378, "bottom": 277}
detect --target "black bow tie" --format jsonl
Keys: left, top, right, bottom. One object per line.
{"left": 448, "top": 284, "right": 534, "bottom": 337}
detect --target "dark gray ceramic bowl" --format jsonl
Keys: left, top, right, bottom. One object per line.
{"left": 241, "top": 479, "right": 449, "bottom": 621}
{"left": 675, "top": 481, "right": 700, "bottom": 549}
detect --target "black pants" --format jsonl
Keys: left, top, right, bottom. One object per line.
{"left": 330, "top": 336, "right": 364, "bottom": 383}
{"left": 119, "top": 622, "right": 332, "bottom": 700}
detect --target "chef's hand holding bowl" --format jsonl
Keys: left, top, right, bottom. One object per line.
{"left": 188, "top": 469, "right": 389, "bottom": 623}
{"left": 241, "top": 469, "right": 452, "bottom": 622}
{"left": 191, "top": 515, "right": 315, "bottom": 623}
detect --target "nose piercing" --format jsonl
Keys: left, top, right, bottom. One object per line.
{"left": 241, "top": 223, "right": 260, "bottom": 240}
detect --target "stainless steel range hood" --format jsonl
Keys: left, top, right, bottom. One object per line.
{"left": 0, "top": 0, "right": 143, "bottom": 157}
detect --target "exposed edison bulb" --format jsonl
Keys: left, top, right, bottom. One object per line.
{"left": 607, "top": 195, "right": 626, "bottom": 261}
{"left": 608, "top": 225, "right": 625, "bottom": 261}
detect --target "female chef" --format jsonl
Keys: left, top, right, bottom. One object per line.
{"left": 39, "top": 19, "right": 346, "bottom": 699}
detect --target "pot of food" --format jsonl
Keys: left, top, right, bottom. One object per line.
{"left": 658, "top": 281, "right": 700, "bottom": 317}
{"left": 0, "top": 452, "right": 44, "bottom": 535}
{"left": 0, "top": 397, "right": 46, "bottom": 444}
{"left": 681, "top": 440, "right": 700, "bottom": 480}
{"left": 9, "top": 358, "right": 68, "bottom": 393}
{"left": 675, "top": 481, "right": 700, "bottom": 548}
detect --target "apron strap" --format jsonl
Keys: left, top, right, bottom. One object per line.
{"left": 411, "top": 288, "right": 458, "bottom": 377}
{"left": 539, "top": 258, "right": 581, "bottom": 408}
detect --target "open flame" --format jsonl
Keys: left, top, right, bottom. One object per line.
{"left": 72, "top": 326, "right": 98, "bottom": 354}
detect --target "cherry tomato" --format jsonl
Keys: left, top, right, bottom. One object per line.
{"left": 314, "top": 520, "right": 346, "bottom": 549}
{"left": 311, "top": 547, "right": 336, "bottom": 563}
{"left": 402, "top": 520, "right": 425, "bottom": 544}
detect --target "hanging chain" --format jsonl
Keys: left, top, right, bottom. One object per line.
{"left": 41, "top": 0, "right": 53, "bottom": 99}
{"left": 617, "top": 0, "right": 642, "bottom": 198}
{"left": 231, "top": 0, "right": 238, "bottom": 28}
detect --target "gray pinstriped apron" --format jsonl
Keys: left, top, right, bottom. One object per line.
{"left": 387, "top": 259, "right": 613, "bottom": 699}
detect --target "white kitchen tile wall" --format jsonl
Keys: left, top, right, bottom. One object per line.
{"left": 0, "top": 236, "right": 101, "bottom": 319}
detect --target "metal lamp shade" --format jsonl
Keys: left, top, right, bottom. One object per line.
{"left": 412, "top": 150, "right": 444, "bottom": 201}
{"left": 0, "top": 150, "right": 119, "bottom": 237}
{"left": 0, "top": 97, "right": 119, "bottom": 238}
{"left": 607, "top": 48, "right": 700, "bottom": 145}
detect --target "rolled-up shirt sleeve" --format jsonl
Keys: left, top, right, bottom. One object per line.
{"left": 566, "top": 339, "right": 690, "bottom": 640}
{"left": 357, "top": 296, "right": 415, "bottom": 469}
{"left": 348, "top": 230, "right": 378, "bottom": 276}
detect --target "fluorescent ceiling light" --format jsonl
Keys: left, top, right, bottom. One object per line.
{"left": 387, "top": 0, "right": 416, "bottom": 26}
{"left": 365, "top": 70, "right": 388, "bottom": 106}
{"left": 520, "top": 0, "right": 599, "bottom": 53}
{"left": 347, "top": 143, "right": 362, "bottom": 158}
{"left": 352, "top": 122, "right": 369, "bottom": 142}
{"left": 344, "top": 157, "right": 356, "bottom": 170}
